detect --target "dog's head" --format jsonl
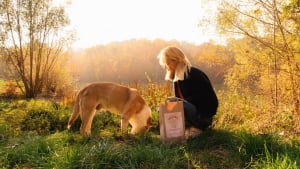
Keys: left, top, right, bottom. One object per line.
{"left": 129, "top": 105, "right": 156, "bottom": 134}
{"left": 131, "top": 116, "right": 155, "bottom": 134}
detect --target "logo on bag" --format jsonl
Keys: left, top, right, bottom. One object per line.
{"left": 164, "top": 112, "right": 184, "bottom": 138}
{"left": 167, "top": 116, "right": 178, "bottom": 128}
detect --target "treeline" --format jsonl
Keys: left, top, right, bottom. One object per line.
{"left": 69, "top": 39, "right": 233, "bottom": 86}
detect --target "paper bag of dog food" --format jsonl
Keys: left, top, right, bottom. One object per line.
{"left": 159, "top": 100, "right": 185, "bottom": 143}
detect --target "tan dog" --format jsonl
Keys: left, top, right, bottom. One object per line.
{"left": 67, "top": 82, "right": 152, "bottom": 135}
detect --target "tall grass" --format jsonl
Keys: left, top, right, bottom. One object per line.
{"left": 214, "top": 90, "right": 296, "bottom": 135}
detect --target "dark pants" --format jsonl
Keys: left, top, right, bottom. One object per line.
{"left": 183, "top": 100, "right": 212, "bottom": 130}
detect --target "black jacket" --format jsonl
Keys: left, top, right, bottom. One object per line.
{"left": 174, "top": 67, "right": 218, "bottom": 117}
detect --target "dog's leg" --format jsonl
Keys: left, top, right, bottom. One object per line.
{"left": 121, "top": 115, "right": 129, "bottom": 134}
{"left": 121, "top": 104, "right": 141, "bottom": 134}
{"left": 121, "top": 99, "right": 143, "bottom": 134}
{"left": 80, "top": 108, "right": 96, "bottom": 136}
{"left": 128, "top": 114, "right": 139, "bottom": 134}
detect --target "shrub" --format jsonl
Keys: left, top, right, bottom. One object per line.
{"left": 21, "top": 109, "right": 59, "bottom": 135}
{"left": 1, "top": 80, "right": 19, "bottom": 99}
{"left": 92, "top": 111, "right": 120, "bottom": 133}
{"left": 50, "top": 102, "right": 71, "bottom": 131}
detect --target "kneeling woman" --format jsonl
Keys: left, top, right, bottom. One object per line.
{"left": 157, "top": 46, "right": 219, "bottom": 136}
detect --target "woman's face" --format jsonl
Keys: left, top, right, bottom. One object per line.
{"left": 165, "top": 58, "right": 178, "bottom": 72}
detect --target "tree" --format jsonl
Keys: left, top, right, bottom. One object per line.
{"left": 216, "top": 0, "right": 300, "bottom": 115}
{"left": 196, "top": 42, "right": 234, "bottom": 84}
{"left": 0, "top": 0, "right": 74, "bottom": 98}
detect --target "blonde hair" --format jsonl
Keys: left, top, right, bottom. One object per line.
{"left": 157, "top": 46, "right": 191, "bottom": 81}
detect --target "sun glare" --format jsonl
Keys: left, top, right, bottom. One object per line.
{"left": 65, "top": 0, "right": 221, "bottom": 49}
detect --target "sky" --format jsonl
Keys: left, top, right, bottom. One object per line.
{"left": 64, "top": 0, "right": 222, "bottom": 49}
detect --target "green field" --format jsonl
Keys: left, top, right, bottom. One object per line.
{"left": 0, "top": 96, "right": 299, "bottom": 169}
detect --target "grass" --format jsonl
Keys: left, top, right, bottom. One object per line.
{"left": 1, "top": 123, "right": 300, "bottom": 168}
{"left": 0, "top": 118, "right": 300, "bottom": 169}
{"left": 0, "top": 87, "right": 300, "bottom": 168}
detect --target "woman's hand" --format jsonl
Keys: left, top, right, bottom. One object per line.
{"left": 167, "top": 96, "right": 182, "bottom": 102}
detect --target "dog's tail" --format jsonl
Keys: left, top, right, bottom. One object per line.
{"left": 67, "top": 93, "right": 81, "bottom": 130}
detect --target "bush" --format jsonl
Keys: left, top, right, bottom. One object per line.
{"left": 50, "top": 102, "right": 71, "bottom": 131}
{"left": 92, "top": 111, "right": 120, "bottom": 133}
{"left": 21, "top": 109, "right": 59, "bottom": 135}
{"left": 1, "top": 80, "right": 20, "bottom": 99}
{"left": 0, "top": 99, "right": 70, "bottom": 136}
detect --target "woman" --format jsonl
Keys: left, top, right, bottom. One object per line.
{"left": 157, "top": 46, "right": 218, "bottom": 136}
